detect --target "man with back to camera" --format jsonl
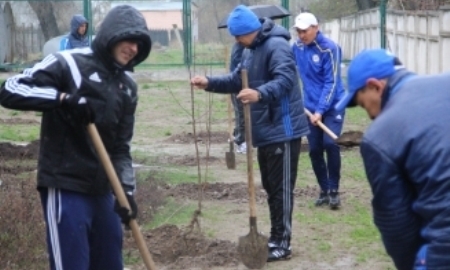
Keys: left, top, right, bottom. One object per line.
{"left": 0, "top": 5, "right": 151, "bottom": 269}
{"left": 292, "top": 12, "right": 346, "bottom": 210}
{"left": 335, "top": 48, "right": 450, "bottom": 270}
{"left": 191, "top": 4, "right": 309, "bottom": 262}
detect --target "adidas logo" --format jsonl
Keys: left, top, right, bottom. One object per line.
{"left": 336, "top": 114, "right": 342, "bottom": 120}
{"left": 89, "top": 72, "right": 101, "bottom": 83}
{"left": 275, "top": 148, "right": 283, "bottom": 155}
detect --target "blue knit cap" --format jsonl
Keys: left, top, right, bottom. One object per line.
{"left": 227, "top": 5, "right": 262, "bottom": 36}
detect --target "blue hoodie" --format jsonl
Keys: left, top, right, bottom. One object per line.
{"left": 292, "top": 31, "right": 344, "bottom": 114}
{"left": 60, "top": 15, "right": 89, "bottom": 50}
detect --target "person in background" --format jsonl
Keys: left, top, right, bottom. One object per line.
{"left": 191, "top": 5, "right": 309, "bottom": 262}
{"left": 291, "top": 12, "right": 345, "bottom": 210}
{"left": 60, "top": 14, "right": 89, "bottom": 50}
{"left": 0, "top": 5, "right": 152, "bottom": 269}
{"left": 335, "top": 48, "right": 450, "bottom": 270}
{"left": 228, "top": 42, "right": 246, "bottom": 154}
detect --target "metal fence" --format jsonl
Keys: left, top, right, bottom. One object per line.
{"left": 0, "top": 0, "right": 294, "bottom": 71}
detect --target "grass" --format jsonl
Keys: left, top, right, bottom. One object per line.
{"left": 0, "top": 124, "right": 39, "bottom": 142}
{"left": 145, "top": 198, "right": 198, "bottom": 229}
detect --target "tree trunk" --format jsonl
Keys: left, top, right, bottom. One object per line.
{"left": 28, "top": 1, "right": 60, "bottom": 41}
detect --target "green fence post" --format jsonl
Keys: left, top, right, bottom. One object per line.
{"left": 83, "top": 0, "right": 92, "bottom": 43}
{"left": 182, "top": 0, "right": 192, "bottom": 66}
{"left": 380, "top": 0, "right": 387, "bottom": 48}
{"left": 281, "top": 0, "right": 290, "bottom": 29}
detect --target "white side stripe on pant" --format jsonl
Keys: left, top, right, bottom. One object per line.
{"left": 47, "top": 188, "right": 63, "bottom": 270}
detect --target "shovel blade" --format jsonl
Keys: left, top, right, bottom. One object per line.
{"left": 237, "top": 229, "right": 268, "bottom": 269}
{"left": 225, "top": 151, "right": 236, "bottom": 169}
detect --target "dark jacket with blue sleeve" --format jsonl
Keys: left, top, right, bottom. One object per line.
{"left": 205, "top": 18, "right": 309, "bottom": 147}
{"left": 292, "top": 31, "right": 344, "bottom": 114}
{"left": 360, "top": 69, "right": 450, "bottom": 269}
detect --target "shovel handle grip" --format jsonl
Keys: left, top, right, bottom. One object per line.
{"left": 304, "top": 108, "right": 339, "bottom": 140}
{"left": 87, "top": 124, "right": 157, "bottom": 270}
{"left": 241, "top": 69, "right": 257, "bottom": 218}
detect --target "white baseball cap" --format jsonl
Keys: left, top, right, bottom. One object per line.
{"left": 293, "top": 12, "right": 318, "bottom": 30}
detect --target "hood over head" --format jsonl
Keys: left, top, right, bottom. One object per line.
{"left": 92, "top": 5, "right": 152, "bottom": 71}
{"left": 70, "top": 14, "right": 88, "bottom": 38}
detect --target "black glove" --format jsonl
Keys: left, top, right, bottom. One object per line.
{"left": 114, "top": 193, "right": 138, "bottom": 226}
{"left": 60, "top": 93, "right": 95, "bottom": 124}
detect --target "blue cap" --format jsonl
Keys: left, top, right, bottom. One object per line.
{"left": 227, "top": 5, "right": 262, "bottom": 36}
{"left": 335, "top": 49, "right": 397, "bottom": 111}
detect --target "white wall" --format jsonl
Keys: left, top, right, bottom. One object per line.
{"left": 320, "top": 6, "right": 450, "bottom": 74}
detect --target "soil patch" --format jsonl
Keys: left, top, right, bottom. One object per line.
{"left": 0, "top": 140, "right": 40, "bottom": 160}
{"left": 165, "top": 155, "right": 221, "bottom": 166}
{"left": 337, "top": 131, "right": 363, "bottom": 147}
{"left": 145, "top": 224, "right": 239, "bottom": 269}
{"left": 0, "top": 118, "right": 40, "bottom": 125}
{"left": 164, "top": 182, "right": 320, "bottom": 204}
{"left": 165, "top": 131, "right": 228, "bottom": 144}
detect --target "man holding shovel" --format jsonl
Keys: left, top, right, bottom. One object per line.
{"left": 0, "top": 5, "right": 151, "bottom": 270}
{"left": 335, "top": 48, "right": 450, "bottom": 269}
{"left": 292, "top": 12, "right": 345, "bottom": 209}
{"left": 191, "top": 5, "right": 309, "bottom": 262}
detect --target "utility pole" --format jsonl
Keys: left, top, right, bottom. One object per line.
{"left": 380, "top": 0, "right": 387, "bottom": 48}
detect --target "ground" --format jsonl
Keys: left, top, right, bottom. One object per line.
{"left": 0, "top": 74, "right": 394, "bottom": 270}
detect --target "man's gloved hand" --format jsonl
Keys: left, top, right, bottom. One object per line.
{"left": 60, "top": 93, "right": 95, "bottom": 124}
{"left": 114, "top": 193, "right": 138, "bottom": 226}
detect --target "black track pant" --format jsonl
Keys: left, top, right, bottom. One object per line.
{"left": 258, "top": 138, "right": 301, "bottom": 249}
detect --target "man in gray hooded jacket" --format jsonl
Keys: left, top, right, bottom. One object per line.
{"left": 0, "top": 5, "right": 151, "bottom": 270}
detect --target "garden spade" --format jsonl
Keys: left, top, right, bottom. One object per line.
{"left": 87, "top": 124, "right": 157, "bottom": 270}
{"left": 237, "top": 69, "right": 268, "bottom": 269}
{"left": 226, "top": 94, "right": 236, "bottom": 169}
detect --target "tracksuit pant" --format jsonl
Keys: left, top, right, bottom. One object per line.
{"left": 306, "top": 110, "right": 345, "bottom": 192}
{"left": 258, "top": 138, "right": 301, "bottom": 249}
{"left": 231, "top": 93, "right": 245, "bottom": 145}
{"left": 39, "top": 188, "right": 123, "bottom": 270}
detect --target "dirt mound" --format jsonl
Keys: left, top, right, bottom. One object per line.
{"left": 0, "top": 140, "right": 40, "bottom": 160}
{"left": 165, "top": 131, "right": 229, "bottom": 144}
{"left": 165, "top": 182, "right": 320, "bottom": 203}
{"left": 146, "top": 224, "right": 239, "bottom": 268}
{"left": 337, "top": 131, "right": 363, "bottom": 147}
{"left": 166, "top": 155, "right": 221, "bottom": 166}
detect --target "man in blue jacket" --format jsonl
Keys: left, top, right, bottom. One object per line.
{"left": 335, "top": 48, "right": 450, "bottom": 270}
{"left": 191, "top": 5, "right": 309, "bottom": 262}
{"left": 292, "top": 12, "right": 345, "bottom": 209}
{"left": 60, "top": 14, "right": 89, "bottom": 50}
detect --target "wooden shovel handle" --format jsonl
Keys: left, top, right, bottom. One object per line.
{"left": 304, "top": 108, "right": 339, "bottom": 140}
{"left": 241, "top": 70, "right": 257, "bottom": 218}
{"left": 87, "top": 124, "right": 157, "bottom": 270}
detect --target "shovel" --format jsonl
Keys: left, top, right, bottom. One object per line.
{"left": 237, "top": 69, "right": 268, "bottom": 269}
{"left": 225, "top": 94, "right": 236, "bottom": 169}
{"left": 87, "top": 124, "right": 157, "bottom": 270}
{"left": 304, "top": 108, "right": 339, "bottom": 140}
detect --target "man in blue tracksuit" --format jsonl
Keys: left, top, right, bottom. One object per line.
{"left": 336, "top": 48, "right": 450, "bottom": 270}
{"left": 292, "top": 12, "right": 345, "bottom": 209}
{"left": 192, "top": 5, "right": 309, "bottom": 262}
{"left": 59, "top": 14, "right": 89, "bottom": 51}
